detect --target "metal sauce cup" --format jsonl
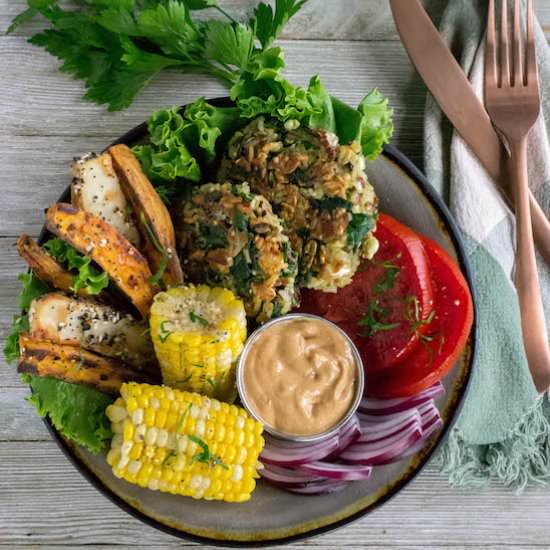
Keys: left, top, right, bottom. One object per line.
{"left": 236, "top": 313, "right": 365, "bottom": 443}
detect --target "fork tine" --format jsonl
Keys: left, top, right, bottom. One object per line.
{"left": 500, "top": 0, "right": 511, "bottom": 87}
{"left": 513, "top": 0, "right": 524, "bottom": 86}
{"left": 526, "top": 0, "right": 537, "bottom": 87}
{"left": 486, "top": 0, "right": 498, "bottom": 90}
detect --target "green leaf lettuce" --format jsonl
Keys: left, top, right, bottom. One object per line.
{"left": 133, "top": 99, "right": 243, "bottom": 197}
{"left": 4, "top": 273, "right": 49, "bottom": 363}
{"left": 357, "top": 88, "right": 394, "bottom": 160}
{"left": 43, "top": 238, "right": 109, "bottom": 295}
{"left": 230, "top": 47, "right": 321, "bottom": 121}
{"left": 23, "top": 374, "right": 113, "bottom": 454}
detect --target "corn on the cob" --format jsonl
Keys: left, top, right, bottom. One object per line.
{"left": 106, "top": 382, "right": 264, "bottom": 502}
{"left": 149, "top": 285, "right": 246, "bottom": 401}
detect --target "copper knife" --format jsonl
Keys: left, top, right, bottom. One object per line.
{"left": 390, "top": 0, "right": 550, "bottom": 266}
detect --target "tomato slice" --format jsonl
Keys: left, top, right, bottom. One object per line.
{"left": 299, "top": 213, "right": 434, "bottom": 370}
{"left": 367, "top": 235, "right": 474, "bottom": 397}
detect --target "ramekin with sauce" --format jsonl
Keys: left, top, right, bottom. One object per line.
{"left": 236, "top": 314, "right": 364, "bottom": 443}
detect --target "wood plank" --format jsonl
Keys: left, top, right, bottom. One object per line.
{"left": 3, "top": 547, "right": 548, "bottom": 550}
{"left": 0, "top": 387, "right": 50, "bottom": 441}
{"left": 0, "top": 0, "right": 422, "bottom": 41}
{"left": 1, "top": 0, "right": 549, "bottom": 42}
{"left": 1, "top": 441, "right": 550, "bottom": 547}
{"left": 3, "top": 548, "right": 550, "bottom": 550}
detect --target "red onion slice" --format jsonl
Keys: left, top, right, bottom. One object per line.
{"left": 260, "top": 434, "right": 340, "bottom": 466}
{"left": 357, "top": 416, "right": 420, "bottom": 445}
{"left": 297, "top": 461, "right": 372, "bottom": 481}
{"left": 259, "top": 391, "right": 444, "bottom": 495}
{"left": 358, "top": 407, "right": 421, "bottom": 425}
{"left": 324, "top": 415, "right": 362, "bottom": 459}
{"left": 338, "top": 414, "right": 362, "bottom": 446}
{"left": 260, "top": 414, "right": 362, "bottom": 466}
{"left": 418, "top": 399, "right": 442, "bottom": 417}
{"left": 421, "top": 414, "right": 443, "bottom": 436}
{"left": 351, "top": 420, "right": 422, "bottom": 453}
{"left": 358, "top": 382, "right": 445, "bottom": 415}
{"left": 358, "top": 408, "right": 421, "bottom": 441}
{"left": 339, "top": 422, "right": 423, "bottom": 465}
{"left": 401, "top": 414, "right": 444, "bottom": 458}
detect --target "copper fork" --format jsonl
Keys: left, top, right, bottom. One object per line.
{"left": 485, "top": 0, "right": 550, "bottom": 392}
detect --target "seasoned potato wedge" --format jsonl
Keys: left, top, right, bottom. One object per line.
{"left": 108, "top": 144, "right": 183, "bottom": 286}
{"left": 71, "top": 153, "right": 141, "bottom": 247}
{"left": 17, "top": 334, "right": 150, "bottom": 394}
{"left": 45, "top": 203, "right": 155, "bottom": 317}
{"left": 29, "top": 293, "right": 155, "bottom": 369}
{"left": 16, "top": 234, "right": 89, "bottom": 297}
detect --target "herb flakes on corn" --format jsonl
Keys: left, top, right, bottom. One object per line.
{"left": 106, "top": 383, "right": 264, "bottom": 502}
{"left": 150, "top": 285, "right": 246, "bottom": 401}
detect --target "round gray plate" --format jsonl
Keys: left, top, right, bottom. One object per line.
{"left": 40, "top": 103, "right": 476, "bottom": 546}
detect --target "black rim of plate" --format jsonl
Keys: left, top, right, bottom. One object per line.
{"left": 35, "top": 97, "right": 478, "bottom": 547}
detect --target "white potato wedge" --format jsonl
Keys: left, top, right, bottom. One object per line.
{"left": 71, "top": 153, "right": 141, "bottom": 247}
{"left": 28, "top": 292, "right": 155, "bottom": 369}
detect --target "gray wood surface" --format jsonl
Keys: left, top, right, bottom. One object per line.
{"left": 1, "top": 1, "right": 550, "bottom": 548}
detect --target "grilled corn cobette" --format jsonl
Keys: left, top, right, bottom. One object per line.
{"left": 149, "top": 285, "right": 246, "bottom": 401}
{"left": 106, "top": 382, "right": 264, "bottom": 502}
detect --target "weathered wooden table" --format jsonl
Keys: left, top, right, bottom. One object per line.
{"left": 2, "top": 1, "right": 550, "bottom": 548}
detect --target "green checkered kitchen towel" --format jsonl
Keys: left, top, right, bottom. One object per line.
{"left": 424, "top": 0, "right": 550, "bottom": 489}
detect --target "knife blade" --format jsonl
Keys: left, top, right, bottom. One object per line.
{"left": 389, "top": 0, "right": 550, "bottom": 266}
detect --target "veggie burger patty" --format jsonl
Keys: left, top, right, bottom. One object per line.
{"left": 177, "top": 182, "right": 297, "bottom": 323}
{"left": 218, "top": 117, "right": 379, "bottom": 291}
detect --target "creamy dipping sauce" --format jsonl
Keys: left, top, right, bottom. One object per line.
{"left": 241, "top": 317, "right": 359, "bottom": 437}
